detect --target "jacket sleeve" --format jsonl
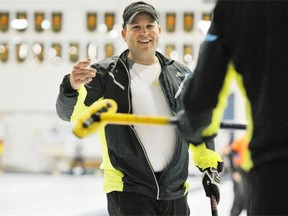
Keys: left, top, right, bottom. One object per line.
{"left": 181, "top": 2, "right": 232, "bottom": 145}
{"left": 56, "top": 74, "right": 90, "bottom": 122}
{"left": 56, "top": 74, "right": 79, "bottom": 121}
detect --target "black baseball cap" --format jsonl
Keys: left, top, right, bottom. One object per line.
{"left": 122, "top": 1, "right": 159, "bottom": 27}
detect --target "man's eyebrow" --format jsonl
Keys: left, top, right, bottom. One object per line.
{"left": 129, "top": 20, "right": 156, "bottom": 25}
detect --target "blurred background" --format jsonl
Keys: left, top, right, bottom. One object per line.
{"left": 0, "top": 0, "right": 247, "bottom": 215}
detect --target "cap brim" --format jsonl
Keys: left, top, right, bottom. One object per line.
{"left": 126, "top": 9, "right": 158, "bottom": 25}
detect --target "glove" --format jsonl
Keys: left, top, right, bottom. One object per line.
{"left": 202, "top": 167, "right": 222, "bottom": 204}
{"left": 203, "top": 136, "right": 224, "bottom": 173}
{"left": 189, "top": 143, "right": 224, "bottom": 173}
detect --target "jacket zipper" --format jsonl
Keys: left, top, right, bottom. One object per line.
{"left": 174, "top": 73, "right": 189, "bottom": 99}
{"left": 119, "top": 59, "right": 160, "bottom": 200}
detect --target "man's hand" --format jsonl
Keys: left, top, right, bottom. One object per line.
{"left": 202, "top": 167, "right": 222, "bottom": 204}
{"left": 70, "top": 59, "right": 96, "bottom": 90}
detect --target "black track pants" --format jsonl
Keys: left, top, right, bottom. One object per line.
{"left": 247, "top": 158, "right": 288, "bottom": 215}
{"left": 107, "top": 191, "right": 190, "bottom": 216}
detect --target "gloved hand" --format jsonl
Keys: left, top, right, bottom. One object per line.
{"left": 202, "top": 167, "right": 222, "bottom": 204}
{"left": 189, "top": 143, "right": 224, "bottom": 173}
{"left": 189, "top": 143, "right": 222, "bottom": 203}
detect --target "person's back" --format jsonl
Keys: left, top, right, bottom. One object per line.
{"left": 220, "top": 2, "right": 288, "bottom": 164}
{"left": 181, "top": 1, "right": 288, "bottom": 215}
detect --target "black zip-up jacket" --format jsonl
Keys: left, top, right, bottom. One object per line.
{"left": 56, "top": 50, "right": 192, "bottom": 200}
{"left": 182, "top": 1, "right": 288, "bottom": 169}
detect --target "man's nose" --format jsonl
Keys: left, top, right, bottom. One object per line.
{"left": 140, "top": 27, "right": 148, "bottom": 35}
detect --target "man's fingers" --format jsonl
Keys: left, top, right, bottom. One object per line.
{"left": 83, "top": 77, "right": 93, "bottom": 83}
{"left": 70, "top": 59, "right": 96, "bottom": 90}
{"left": 72, "top": 69, "right": 95, "bottom": 83}
{"left": 74, "top": 59, "right": 91, "bottom": 69}
{"left": 73, "top": 67, "right": 96, "bottom": 75}
{"left": 70, "top": 74, "right": 94, "bottom": 90}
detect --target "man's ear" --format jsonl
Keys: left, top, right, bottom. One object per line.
{"left": 158, "top": 25, "right": 162, "bottom": 34}
{"left": 121, "top": 29, "right": 126, "bottom": 42}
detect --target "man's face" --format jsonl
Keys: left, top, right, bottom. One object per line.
{"left": 122, "top": 12, "right": 161, "bottom": 60}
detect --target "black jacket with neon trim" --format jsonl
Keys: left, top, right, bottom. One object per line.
{"left": 182, "top": 0, "right": 288, "bottom": 169}
{"left": 56, "top": 49, "right": 192, "bottom": 200}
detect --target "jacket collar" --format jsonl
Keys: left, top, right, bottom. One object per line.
{"left": 118, "top": 49, "right": 174, "bottom": 68}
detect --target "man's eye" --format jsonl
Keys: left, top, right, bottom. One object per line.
{"left": 147, "top": 25, "right": 155, "bottom": 29}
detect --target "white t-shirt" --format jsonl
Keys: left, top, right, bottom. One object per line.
{"left": 130, "top": 61, "right": 176, "bottom": 172}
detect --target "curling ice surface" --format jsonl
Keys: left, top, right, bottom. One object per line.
{"left": 0, "top": 173, "right": 246, "bottom": 216}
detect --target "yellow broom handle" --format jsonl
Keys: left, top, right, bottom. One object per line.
{"left": 100, "top": 113, "right": 177, "bottom": 126}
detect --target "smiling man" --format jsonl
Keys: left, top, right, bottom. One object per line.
{"left": 56, "top": 1, "right": 223, "bottom": 215}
